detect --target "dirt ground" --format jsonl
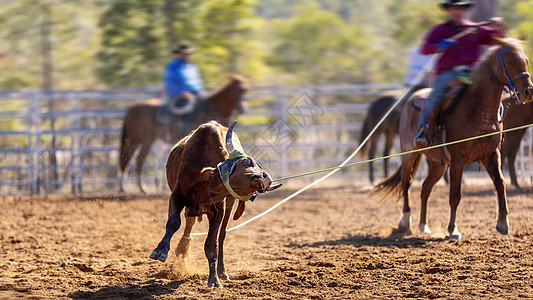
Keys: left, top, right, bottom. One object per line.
{"left": 1, "top": 177, "right": 533, "bottom": 299}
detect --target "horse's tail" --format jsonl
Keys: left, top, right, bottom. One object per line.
{"left": 370, "top": 155, "right": 421, "bottom": 202}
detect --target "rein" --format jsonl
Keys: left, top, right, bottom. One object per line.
{"left": 496, "top": 47, "right": 531, "bottom": 105}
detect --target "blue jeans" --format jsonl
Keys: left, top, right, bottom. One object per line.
{"left": 417, "top": 70, "right": 459, "bottom": 131}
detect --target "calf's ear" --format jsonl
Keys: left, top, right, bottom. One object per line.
{"left": 233, "top": 200, "right": 246, "bottom": 220}
{"left": 200, "top": 167, "right": 216, "bottom": 180}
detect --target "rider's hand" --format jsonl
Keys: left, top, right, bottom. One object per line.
{"left": 437, "top": 39, "right": 456, "bottom": 52}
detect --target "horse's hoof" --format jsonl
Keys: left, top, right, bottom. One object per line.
{"left": 447, "top": 228, "right": 462, "bottom": 240}
{"left": 496, "top": 224, "right": 510, "bottom": 235}
{"left": 397, "top": 212, "right": 411, "bottom": 233}
{"left": 149, "top": 250, "right": 167, "bottom": 262}
{"left": 419, "top": 223, "right": 431, "bottom": 234}
{"left": 208, "top": 279, "right": 223, "bottom": 288}
{"left": 218, "top": 272, "right": 230, "bottom": 281}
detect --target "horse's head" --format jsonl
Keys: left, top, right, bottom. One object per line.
{"left": 489, "top": 38, "right": 533, "bottom": 104}
{"left": 228, "top": 74, "right": 249, "bottom": 114}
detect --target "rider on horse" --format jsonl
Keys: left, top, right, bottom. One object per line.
{"left": 163, "top": 44, "right": 205, "bottom": 115}
{"left": 413, "top": 0, "right": 506, "bottom": 148}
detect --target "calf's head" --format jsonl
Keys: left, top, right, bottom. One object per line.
{"left": 204, "top": 121, "right": 281, "bottom": 201}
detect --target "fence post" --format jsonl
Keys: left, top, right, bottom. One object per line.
{"left": 26, "top": 91, "right": 36, "bottom": 195}
{"left": 68, "top": 92, "right": 77, "bottom": 193}
{"left": 31, "top": 91, "right": 42, "bottom": 194}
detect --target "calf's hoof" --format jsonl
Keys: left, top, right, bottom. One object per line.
{"left": 149, "top": 243, "right": 170, "bottom": 262}
{"left": 149, "top": 250, "right": 168, "bottom": 262}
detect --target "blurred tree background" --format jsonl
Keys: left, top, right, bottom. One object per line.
{"left": 0, "top": 0, "right": 530, "bottom": 90}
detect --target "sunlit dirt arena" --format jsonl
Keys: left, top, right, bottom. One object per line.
{"left": 1, "top": 178, "right": 532, "bottom": 299}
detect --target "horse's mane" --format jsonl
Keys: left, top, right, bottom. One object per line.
{"left": 471, "top": 38, "right": 525, "bottom": 85}
{"left": 209, "top": 74, "right": 249, "bottom": 96}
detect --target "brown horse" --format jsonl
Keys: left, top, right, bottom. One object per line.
{"left": 372, "top": 38, "right": 533, "bottom": 239}
{"left": 358, "top": 90, "right": 403, "bottom": 184}
{"left": 118, "top": 75, "right": 249, "bottom": 193}
{"left": 358, "top": 86, "right": 430, "bottom": 183}
{"left": 501, "top": 97, "right": 533, "bottom": 190}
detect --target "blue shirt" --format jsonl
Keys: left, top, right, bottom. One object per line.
{"left": 163, "top": 58, "right": 204, "bottom": 99}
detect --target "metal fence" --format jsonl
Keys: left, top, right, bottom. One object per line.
{"left": 0, "top": 85, "right": 531, "bottom": 195}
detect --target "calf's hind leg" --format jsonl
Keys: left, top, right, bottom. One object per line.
{"left": 149, "top": 190, "right": 185, "bottom": 262}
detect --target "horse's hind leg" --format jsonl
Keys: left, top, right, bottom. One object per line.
{"left": 368, "top": 138, "right": 377, "bottom": 184}
{"left": 118, "top": 139, "right": 137, "bottom": 192}
{"left": 507, "top": 149, "right": 522, "bottom": 190}
{"left": 383, "top": 131, "right": 395, "bottom": 178}
{"left": 136, "top": 141, "right": 154, "bottom": 193}
{"left": 482, "top": 150, "right": 509, "bottom": 235}
{"left": 398, "top": 154, "right": 422, "bottom": 233}
{"left": 419, "top": 160, "right": 446, "bottom": 234}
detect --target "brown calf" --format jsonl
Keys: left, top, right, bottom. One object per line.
{"left": 149, "top": 121, "right": 280, "bottom": 288}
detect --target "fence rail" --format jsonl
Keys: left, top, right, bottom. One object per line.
{"left": 0, "top": 84, "right": 531, "bottom": 195}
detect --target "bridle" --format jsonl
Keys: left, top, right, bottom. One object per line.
{"left": 496, "top": 47, "right": 531, "bottom": 105}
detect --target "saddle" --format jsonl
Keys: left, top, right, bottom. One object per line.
{"left": 412, "top": 83, "right": 469, "bottom": 162}
{"left": 154, "top": 96, "right": 207, "bottom": 127}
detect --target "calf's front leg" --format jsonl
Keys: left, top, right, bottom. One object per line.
{"left": 205, "top": 203, "right": 225, "bottom": 288}
{"left": 149, "top": 190, "right": 185, "bottom": 262}
{"left": 217, "top": 199, "right": 235, "bottom": 281}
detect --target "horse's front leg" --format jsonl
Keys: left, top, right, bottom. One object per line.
{"left": 482, "top": 150, "right": 509, "bottom": 235}
{"left": 205, "top": 203, "right": 225, "bottom": 288}
{"left": 447, "top": 160, "right": 465, "bottom": 239}
{"left": 217, "top": 198, "right": 235, "bottom": 281}
{"left": 150, "top": 190, "right": 185, "bottom": 262}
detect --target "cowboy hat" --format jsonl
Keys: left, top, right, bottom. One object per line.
{"left": 171, "top": 44, "right": 194, "bottom": 54}
{"left": 440, "top": 0, "right": 473, "bottom": 9}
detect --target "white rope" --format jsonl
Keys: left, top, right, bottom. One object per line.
{"left": 189, "top": 57, "right": 437, "bottom": 236}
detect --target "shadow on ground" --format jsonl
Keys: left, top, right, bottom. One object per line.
{"left": 68, "top": 279, "right": 185, "bottom": 300}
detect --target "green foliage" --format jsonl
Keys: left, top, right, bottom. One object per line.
{"left": 0, "top": 0, "right": 532, "bottom": 92}
{"left": 507, "top": 0, "right": 533, "bottom": 56}
{"left": 195, "top": 0, "right": 268, "bottom": 87}
{"left": 95, "top": 0, "right": 165, "bottom": 88}
{"left": 0, "top": 0, "right": 103, "bottom": 90}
